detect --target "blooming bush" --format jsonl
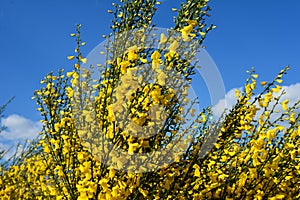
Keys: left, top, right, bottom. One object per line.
{"left": 0, "top": 0, "right": 299, "bottom": 199}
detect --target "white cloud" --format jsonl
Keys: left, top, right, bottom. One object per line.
{"left": 212, "top": 83, "right": 300, "bottom": 119}
{"left": 0, "top": 114, "right": 41, "bottom": 158}
{"left": 280, "top": 83, "right": 300, "bottom": 105}
{"left": 1, "top": 114, "right": 41, "bottom": 140}
{"left": 212, "top": 87, "right": 241, "bottom": 118}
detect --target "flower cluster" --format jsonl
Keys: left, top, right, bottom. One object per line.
{"left": 0, "top": 0, "right": 299, "bottom": 199}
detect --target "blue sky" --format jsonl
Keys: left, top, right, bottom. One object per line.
{"left": 0, "top": 0, "right": 300, "bottom": 152}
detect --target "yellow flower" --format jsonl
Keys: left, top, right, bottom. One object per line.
{"left": 67, "top": 55, "right": 75, "bottom": 60}
{"left": 127, "top": 45, "right": 138, "bottom": 61}
{"left": 201, "top": 114, "right": 207, "bottom": 122}
{"left": 138, "top": 188, "right": 148, "bottom": 197}
{"left": 119, "top": 60, "right": 130, "bottom": 74}
{"left": 260, "top": 81, "right": 267, "bottom": 86}
{"left": 187, "top": 20, "right": 197, "bottom": 27}
{"left": 151, "top": 51, "right": 161, "bottom": 70}
{"left": 281, "top": 99, "right": 289, "bottom": 111}
{"left": 160, "top": 33, "right": 168, "bottom": 44}
{"left": 109, "top": 168, "right": 116, "bottom": 179}
{"left": 254, "top": 190, "right": 264, "bottom": 200}
{"left": 157, "top": 70, "right": 167, "bottom": 85}
{"left": 200, "top": 32, "right": 206, "bottom": 37}
{"left": 235, "top": 89, "right": 240, "bottom": 98}
{"left": 164, "top": 51, "right": 177, "bottom": 61}
{"left": 118, "top": 12, "right": 123, "bottom": 18}
{"left": 74, "top": 63, "right": 80, "bottom": 69}
{"left": 43, "top": 144, "right": 51, "bottom": 153}
{"left": 78, "top": 152, "right": 85, "bottom": 162}
{"left": 269, "top": 194, "right": 285, "bottom": 200}
{"left": 127, "top": 51, "right": 138, "bottom": 61}
{"left": 249, "top": 168, "right": 257, "bottom": 179}
{"left": 128, "top": 143, "right": 139, "bottom": 155}
{"left": 266, "top": 129, "right": 276, "bottom": 140}
{"left": 238, "top": 172, "right": 247, "bottom": 188}
{"left": 80, "top": 57, "right": 87, "bottom": 64}
{"left": 99, "top": 178, "right": 109, "bottom": 191}
{"left": 181, "top": 25, "right": 193, "bottom": 34}
{"left": 193, "top": 164, "right": 200, "bottom": 169}
{"left": 151, "top": 51, "right": 161, "bottom": 60}
{"left": 181, "top": 32, "right": 190, "bottom": 41}
{"left": 189, "top": 108, "right": 196, "bottom": 116}
{"left": 140, "top": 58, "right": 148, "bottom": 63}
{"left": 194, "top": 169, "right": 200, "bottom": 177}
{"left": 272, "top": 85, "right": 282, "bottom": 93}
{"left": 168, "top": 40, "right": 178, "bottom": 52}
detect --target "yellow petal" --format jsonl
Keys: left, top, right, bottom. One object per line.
{"left": 272, "top": 85, "right": 282, "bottom": 93}
{"left": 169, "top": 40, "right": 178, "bottom": 52}
{"left": 235, "top": 89, "right": 240, "bottom": 98}
{"left": 80, "top": 58, "right": 87, "bottom": 64}
{"left": 194, "top": 168, "right": 200, "bottom": 177}
{"left": 74, "top": 63, "right": 80, "bottom": 70}
{"left": 67, "top": 56, "right": 75, "bottom": 60}
{"left": 160, "top": 33, "right": 167, "bottom": 44}
{"left": 281, "top": 99, "right": 289, "bottom": 111}
{"left": 66, "top": 71, "right": 75, "bottom": 77}
{"left": 187, "top": 20, "right": 197, "bottom": 27}
{"left": 151, "top": 51, "right": 161, "bottom": 60}
{"left": 260, "top": 81, "right": 267, "bottom": 86}
{"left": 118, "top": 12, "right": 123, "bottom": 18}
{"left": 140, "top": 58, "right": 148, "bottom": 63}
{"left": 192, "top": 164, "right": 200, "bottom": 169}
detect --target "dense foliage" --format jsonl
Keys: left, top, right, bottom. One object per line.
{"left": 0, "top": 0, "right": 299, "bottom": 199}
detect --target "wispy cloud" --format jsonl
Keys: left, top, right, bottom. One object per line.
{"left": 212, "top": 87, "right": 241, "bottom": 118}
{"left": 0, "top": 114, "right": 41, "bottom": 158}
{"left": 212, "top": 83, "right": 300, "bottom": 118}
